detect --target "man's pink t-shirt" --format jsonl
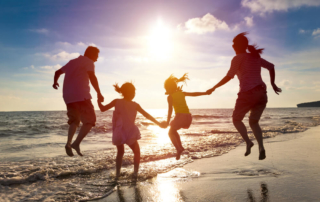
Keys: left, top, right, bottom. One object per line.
{"left": 60, "top": 55, "right": 95, "bottom": 104}
{"left": 227, "top": 53, "right": 274, "bottom": 93}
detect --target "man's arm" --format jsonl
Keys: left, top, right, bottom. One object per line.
{"left": 87, "top": 71, "right": 104, "bottom": 102}
{"left": 206, "top": 75, "right": 232, "bottom": 94}
{"left": 53, "top": 69, "right": 64, "bottom": 89}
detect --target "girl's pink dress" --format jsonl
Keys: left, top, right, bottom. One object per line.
{"left": 112, "top": 99, "right": 141, "bottom": 146}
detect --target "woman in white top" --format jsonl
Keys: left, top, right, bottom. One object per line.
{"left": 98, "top": 82, "right": 167, "bottom": 179}
{"left": 207, "top": 32, "right": 282, "bottom": 160}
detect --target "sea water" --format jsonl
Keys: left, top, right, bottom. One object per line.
{"left": 0, "top": 108, "right": 319, "bottom": 201}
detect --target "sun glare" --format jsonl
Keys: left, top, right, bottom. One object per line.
{"left": 148, "top": 19, "right": 174, "bottom": 60}
{"left": 148, "top": 125, "right": 170, "bottom": 144}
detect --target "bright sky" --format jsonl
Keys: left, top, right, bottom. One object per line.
{"left": 0, "top": 0, "right": 320, "bottom": 111}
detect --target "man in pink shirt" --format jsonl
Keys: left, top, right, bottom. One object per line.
{"left": 53, "top": 46, "right": 104, "bottom": 156}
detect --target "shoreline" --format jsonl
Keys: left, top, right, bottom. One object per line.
{"left": 101, "top": 126, "right": 320, "bottom": 202}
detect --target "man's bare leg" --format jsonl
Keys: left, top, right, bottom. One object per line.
{"left": 71, "top": 123, "right": 93, "bottom": 156}
{"left": 233, "top": 119, "right": 254, "bottom": 156}
{"left": 65, "top": 123, "right": 78, "bottom": 156}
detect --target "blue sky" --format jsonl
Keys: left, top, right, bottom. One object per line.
{"left": 0, "top": 0, "right": 320, "bottom": 111}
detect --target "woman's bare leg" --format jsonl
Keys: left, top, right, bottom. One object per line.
{"left": 233, "top": 119, "right": 254, "bottom": 156}
{"left": 249, "top": 119, "right": 266, "bottom": 160}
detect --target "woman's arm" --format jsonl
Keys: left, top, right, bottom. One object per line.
{"left": 206, "top": 75, "right": 232, "bottom": 94}
{"left": 184, "top": 92, "right": 210, "bottom": 96}
{"left": 137, "top": 104, "right": 167, "bottom": 128}
{"left": 167, "top": 95, "right": 173, "bottom": 125}
{"left": 98, "top": 99, "right": 117, "bottom": 112}
{"left": 268, "top": 66, "right": 282, "bottom": 95}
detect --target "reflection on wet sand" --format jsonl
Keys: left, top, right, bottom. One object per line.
{"left": 112, "top": 178, "right": 184, "bottom": 202}
{"left": 247, "top": 183, "right": 269, "bottom": 202}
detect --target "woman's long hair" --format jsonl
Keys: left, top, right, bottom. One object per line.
{"left": 233, "top": 32, "right": 264, "bottom": 58}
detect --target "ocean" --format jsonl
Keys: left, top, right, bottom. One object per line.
{"left": 0, "top": 108, "right": 320, "bottom": 201}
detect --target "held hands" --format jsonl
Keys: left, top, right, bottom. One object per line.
{"left": 272, "top": 83, "right": 282, "bottom": 95}
{"left": 206, "top": 87, "right": 215, "bottom": 95}
{"left": 98, "top": 93, "right": 104, "bottom": 102}
{"left": 159, "top": 121, "right": 168, "bottom": 129}
{"left": 52, "top": 82, "right": 59, "bottom": 89}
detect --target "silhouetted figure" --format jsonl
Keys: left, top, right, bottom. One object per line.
{"left": 164, "top": 74, "right": 210, "bottom": 160}
{"left": 207, "top": 33, "right": 281, "bottom": 160}
{"left": 98, "top": 82, "right": 167, "bottom": 179}
{"left": 52, "top": 46, "right": 104, "bottom": 157}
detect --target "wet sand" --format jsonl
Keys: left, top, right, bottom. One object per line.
{"left": 100, "top": 126, "right": 320, "bottom": 202}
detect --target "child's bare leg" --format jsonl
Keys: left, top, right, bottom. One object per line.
{"left": 168, "top": 128, "right": 184, "bottom": 160}
{"left": 233, "top": 119, "right": 254, "bottom": 156}
{"left": 128, "top": 141, "right": 140, "bottom": 176}
{"left": 249, "top": 119, "right": 265, "bottom": 160}
{"left": 71, "top": 123, "right": 93, "bottom": 156}
{"left": 65, "top": 123, "right": 78, "bottom": 156}
{"left": 116, "top": 145, "right": 125, "bottom": 179}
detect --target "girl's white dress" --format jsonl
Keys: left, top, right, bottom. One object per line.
{"left": 112, "top": 99, "right": 141, "bottom": 146}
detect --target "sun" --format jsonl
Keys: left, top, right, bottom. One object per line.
{"left": 148, "top": 19, "right": 174, "bottom": 60}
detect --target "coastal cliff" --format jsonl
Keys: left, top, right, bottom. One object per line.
{"left": 297, "top": 101, "right": 320, "bottom": 107}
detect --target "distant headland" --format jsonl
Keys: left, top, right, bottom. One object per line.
{"left": 297, "top": 101, "right": 320, "bottom": 107}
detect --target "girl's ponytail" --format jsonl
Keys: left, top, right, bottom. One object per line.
{"left": 177, "top": 73, "right": 189, "bottom": 83}
{"left": 247, "top": 44, "right": 264, "bottom": 58}
{"left": 113, "top": 83, "right": 121, "bottom": 94}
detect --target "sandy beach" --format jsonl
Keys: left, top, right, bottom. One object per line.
{"left": 100, "top": 126, "right": 320, "bottom": 202}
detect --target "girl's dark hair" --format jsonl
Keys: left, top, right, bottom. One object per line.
{"left": 113, "top": 82, "right": 135, "bottom": 98}
{"left": 164, "top": 73, "right": 189, "bottom": 94}
{"left": 233, "top": 32, "right": 264, "bottom": 58}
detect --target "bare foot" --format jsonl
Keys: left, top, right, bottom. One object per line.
{"left": 259, "top": 149, "right": 266, "bottom": 160}
{"left": 176, "top": 148, "right": 185, "bottom": 160}
{"left": 65, "top": 144, "right": 74, "bottom": 157}
{"left": 71, "top": 143, "right": 83, "bottom": 156}
{"left": 245, "top": 142, "right": 254, "bottom": 156}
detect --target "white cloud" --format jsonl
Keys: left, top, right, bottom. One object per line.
{"left": 77, "top": 42, "right": 86, "bottom": 46}
{"left": 29, "top": 28, "right": 49, "bottom": 34}
{"left": 183, "top": 13, "right": 229, "bottom": 34}
{"left": 42, "top": 51, "right": 80, "bottom": 62}
{"left": 312, "top": 28, "right": 320, "bottom": 38}
{"left": 242, "top": 0, "right": 320, "bottom": 14}
{"left": 23, "top": 65, "right": 35, "bottom": 70}
{"left": 244, "top": 16, "right": 254, "bottom": 27}
{"left": 299, "top": 29, "right": 306, "bottom": 34}
{"left": 40, "top": 64, "right": 62, "bottom": 70}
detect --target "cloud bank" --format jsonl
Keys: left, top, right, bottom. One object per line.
{"left": 242, "top": 0, "right": 320, "bottom": 14}
{"left": 183, "top": 13, "right": 229, "bottom": 34}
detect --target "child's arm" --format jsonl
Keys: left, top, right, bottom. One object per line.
{"left": 98, "top": 99, "right": 117, "bottom": 112}
{"left": 137, "top": 104, "right": 167, "bottom": 128}
{"left": 167, "top": 95, "right": 173, "bottom": 124}
{"left": 183, "top": 92, "right": 210, "bottom": 96}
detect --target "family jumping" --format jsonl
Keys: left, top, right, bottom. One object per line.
{"left": 52, "top": 32, "right": 281, "bottom": 178}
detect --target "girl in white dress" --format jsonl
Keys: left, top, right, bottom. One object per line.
{"left": 98, "top": 82, "right": 167, "bottom": 179}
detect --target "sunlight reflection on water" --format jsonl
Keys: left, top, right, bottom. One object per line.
{"left": 147, "top": 125, "right": 170, "bottom": 144}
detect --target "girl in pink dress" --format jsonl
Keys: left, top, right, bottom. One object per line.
{"left": 98, "top": 82, "right": 167, "bottom": 179}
